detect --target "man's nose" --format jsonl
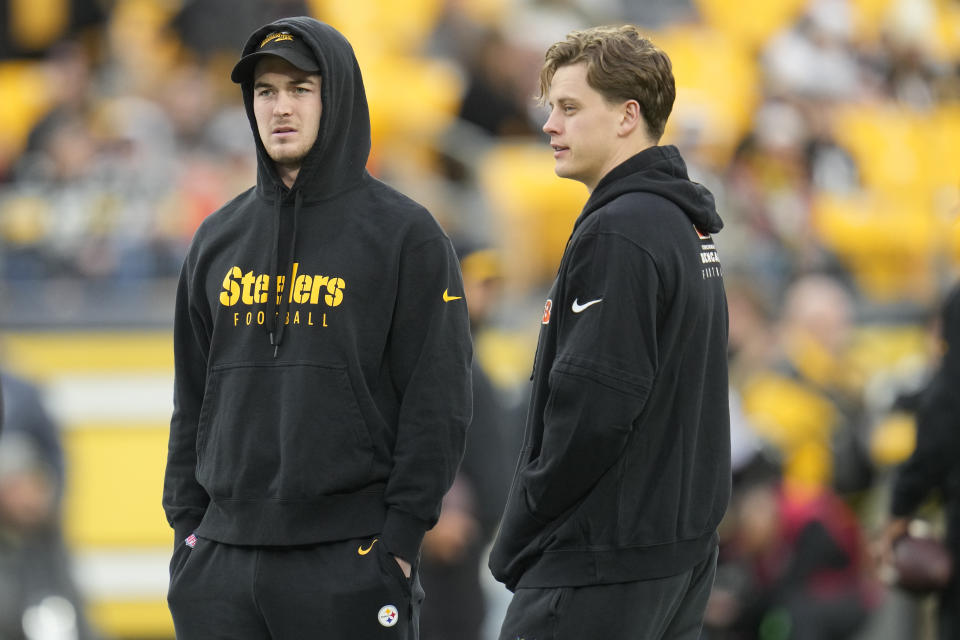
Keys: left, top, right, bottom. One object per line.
{"left": 274, "top": 92, "right": 293, "bottom": 117}
{"left": 543, "top": 111, "right": 559, "bottom": 135}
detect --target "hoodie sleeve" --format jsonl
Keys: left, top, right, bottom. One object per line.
{"left": 382, "top": 233, "right": 473, "bottom": 562}
{"left": 162, "top": 256, "right": 212, "bottom": 546}
{"left": 520, "top": 230, "right": 659, "bottom": 522}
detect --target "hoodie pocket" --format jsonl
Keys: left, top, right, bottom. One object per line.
{"left": 196, "top": 361, "right": 374, "bottom": 500}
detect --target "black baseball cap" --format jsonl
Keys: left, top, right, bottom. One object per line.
{"left": 230, "top": 30, "right": 320, "bottom": 84}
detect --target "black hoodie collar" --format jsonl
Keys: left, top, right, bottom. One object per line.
{"left": 576, "top": 144, "right": 723, "bottom": 235}
{"left": 238, "top": 16, "right": 371, "bottom": 204}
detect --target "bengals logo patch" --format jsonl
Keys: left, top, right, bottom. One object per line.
{"left": 542, "top": 299, "right": 553, "bottom": 325}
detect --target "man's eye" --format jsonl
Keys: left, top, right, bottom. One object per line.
{"left": 295, "top": 86, "right": 310, "bottom": 94}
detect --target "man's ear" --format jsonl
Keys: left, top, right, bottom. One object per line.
{"left": 618, "top": 100, "right": 643, "bottom": 137}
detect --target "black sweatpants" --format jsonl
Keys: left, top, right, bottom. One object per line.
{"left": 498, "top": 546, "right": 718, "bottom": 640}
{"left": 167, "top": 535, "right": 423, "bottom": 639}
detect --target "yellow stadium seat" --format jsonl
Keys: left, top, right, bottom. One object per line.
{"left": 870, "top": 412, "right": 917, "bottom": 467}
{"left": 0, "top": 61, "right": 53, "bottom": 158}
{"left": 8, "top": 0, "right": 68, "bottom": 53}
{"left": 364, "top": 55, "right": 463, "bottom": 145}
{"left": 478, "top": 142, "right": 588, "bottom": 294}
{"left": 934, "top": 0, "right": 960, "bottom": 58}
{"left": 832, "top": 104, "right": 952, "bottom": 213}
{"left": 742, "top": 373, "right": 837, "bottom": 450}
{"left": 693, "top": 0, "right": 807, "bottom": 51}
{"left": 812, "top": 193, "right": 938, "bottom": 302}
{"left": 832, "top": 105, "right": 921, "bottom": 198}
{"left": 741, "top": 373, "right": 838, "bottom": 488}
{"left": 848, "top": 0, "right": 896, "bottom": 42}
{"left": 309, "top": 0, "right": 443, "bottom": 56}
{"left": 652, "top": 25, "right": 760, "bottom": 165}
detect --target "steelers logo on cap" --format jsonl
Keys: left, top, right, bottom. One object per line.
{"left": 377, "top": 605, "right": 399, "bottom": 628}
{"left": 260, "top": 31, "right": 295, "bottom": 48}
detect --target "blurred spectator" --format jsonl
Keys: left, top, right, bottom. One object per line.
{"left": 878, "top": 282, "right": 960, "bottom": 639}
{"left": 800, "top": 102, "right": 860, "bottom": 197}
{"left": 21, "top": 40, "right": 97, "bottom": 163}
{"left": 420, "top": 243, "right": 513, "bottom": 640}
{"left": 0, "top": 371, "right": 98, "bottom": 640}
{"left": 706, "top": 468, "right": 880, "bottom": 640}
{"left": 726, "top": 276, "right": 777, "bottom": 388}
{"left": 724, "top": 99, "right": 820, "bottom": 298}
{"left": 741, "top": 274, "right": 875, "bottom": 498}
{"left": 0, "top": 373, "right": 64, "bottom": 496}
{"left": 452, "top": 27, "right": 542, "bottom": 139}
{"left": 762, "top": 0, "right": 862, "bottom": 100}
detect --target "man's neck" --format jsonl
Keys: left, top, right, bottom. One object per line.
{"left": 278, "top": 165, "right": 300, "bottom": 189}
{"left": 588, "top": 139, "right": 657, "bottom": 193}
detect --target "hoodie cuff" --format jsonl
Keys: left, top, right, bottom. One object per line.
{"left": 379, "top": 508, "right": 429, "bottom": 563}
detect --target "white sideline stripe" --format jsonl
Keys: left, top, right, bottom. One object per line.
{"left": 46, "top": 375, "right": 174, "bottom": 428}
{"left": 73, "top": 549, "right": 171, "bottom": 600}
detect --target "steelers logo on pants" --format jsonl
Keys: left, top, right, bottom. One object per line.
{"left": 378, "top": 605, "right": 398, "bottom": 627}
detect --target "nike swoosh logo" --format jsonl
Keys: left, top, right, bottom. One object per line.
{"left": 443, "top": 289, "right": 463, "bottom": 302}
{"left": 571, "top": 298, "right": 602, "bottom": 313}
{"left": 358, "top": 538, "right": 378, "bottom": 555}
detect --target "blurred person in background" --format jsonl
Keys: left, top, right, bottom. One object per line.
{"left": 162, "top": 16, "right": 472, "bottom": 639}
{"left": 725, "top": 275, "right": 777, "bottom": 389}
{"left": 0, "top": 371, "right": 98, "bottom": 640}
{"left": 704, "top": 464, "right": 879, "bottom": 640}
{"left": 420, "top": 242, "right": 512, "bottom": 640}
{"left": 724, "top": 99, "right": 830, "bottom": 300}
{"left": 488, "top": 25, "right": 730, "bottom": 640}
{"left": 741, "top": 274, "right": 874, "bottom": 502}
{"left": 454, "top": 28, "right": 543, "bottom": 139}
{"left": 21, "top": 40, "right": 96, "bottom": 165}
{"left": 878, "top": 283, "right": 960, "bottom": 640}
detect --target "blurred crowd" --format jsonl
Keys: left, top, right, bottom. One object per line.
{"left": 0, "top": 0, "right": 959, "bottom": 638}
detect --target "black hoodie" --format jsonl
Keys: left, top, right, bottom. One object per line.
{"left": 162, "top": 17, "right": 472, "bottom": 563}
{"left": 488, "top": 145, "right": 730, "bottom": 590}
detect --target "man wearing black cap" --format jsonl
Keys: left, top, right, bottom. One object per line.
{"left": 162, "top": 17, "right": 472, "bottom": 639}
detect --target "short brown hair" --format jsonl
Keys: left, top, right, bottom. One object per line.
{"left": 539, "top": 25, "right": 676, "bottom": 141}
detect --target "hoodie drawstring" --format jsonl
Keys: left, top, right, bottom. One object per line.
{"left": 265, "top": 188, "right": 302, "bottom": 358}
{"left": 266, "top": 187, "right": 302, "bottom": 358}
{"left": 273, "top": 189, "right": 301, "bottom": 357}
{"left": 266, "top": 186, "right": 282, "bottom": 354}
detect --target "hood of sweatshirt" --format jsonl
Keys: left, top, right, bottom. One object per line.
{"left": 236, "top": 16, "right": 371, "bottom": 203}
{"left": 575, "top": 145, "right": 723, "bottom": 235}
{"left": 233, "top": 17, "right": 371, "bottom": 354}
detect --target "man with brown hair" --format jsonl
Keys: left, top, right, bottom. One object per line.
{"left": 488, "top": 25, "right": 730, "bottom": 640}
